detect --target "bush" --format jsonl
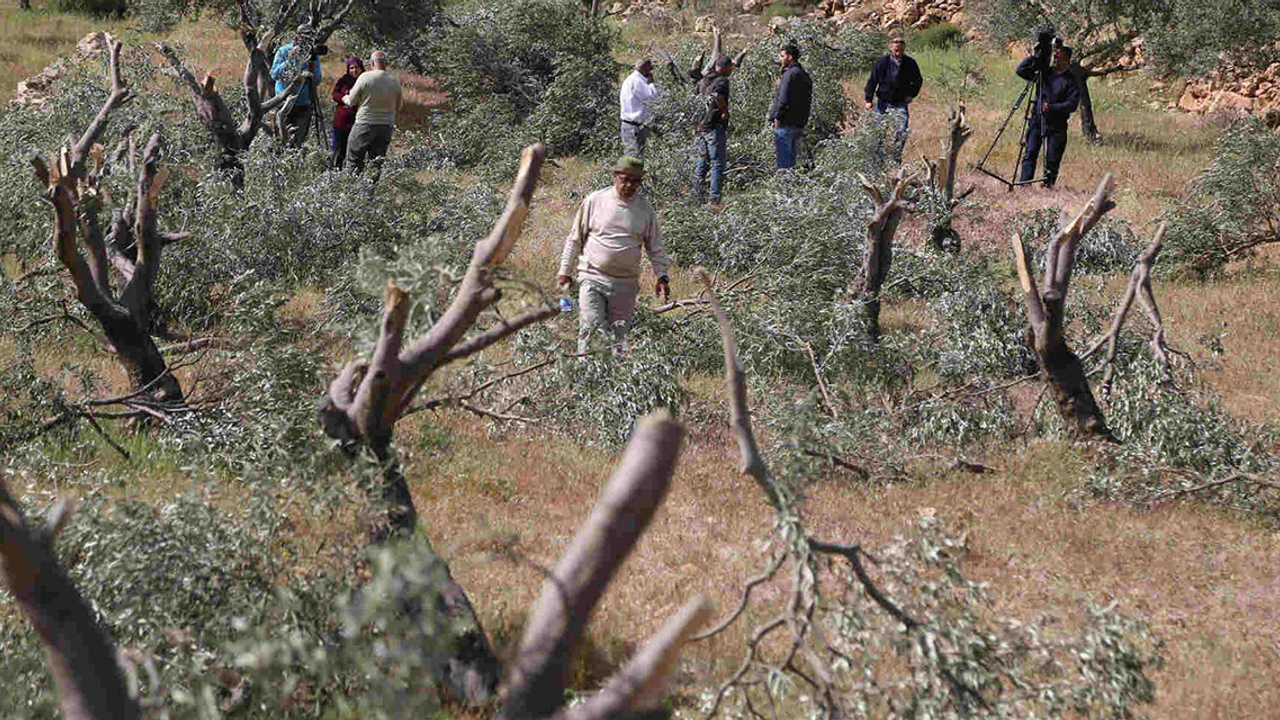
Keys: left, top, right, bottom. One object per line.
{"left": 912, "top": 21, "right": 967, "bottom": 49}
{"left": 1163, "top": 119, "right": 1280, "bottom": 279}
{"left": 50, "top": 0, "right": 127, "bottom": 16}
{"left": 421, "top": 0, "right": 617, "bottom": 173}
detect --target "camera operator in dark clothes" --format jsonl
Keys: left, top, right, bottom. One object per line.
{"left": 1015, "top": 39, "right": 1080, "bottom": 189}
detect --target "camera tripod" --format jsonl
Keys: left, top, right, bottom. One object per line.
{"left": 974, "top": 67, "right": 1049, "bottom": 190}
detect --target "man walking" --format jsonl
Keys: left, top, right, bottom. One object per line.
{"left": 692, "top": 55, "right": 733, "bottom": 204}
{"left": 558, "top": 157, "right": 672, "bottom": 354}
{"left": 271, "top": 25, "right": 323, "bottom": 148}
{"left": 863, "top": 36, "right": 922, "bottom": 164}
{"left": 620, "top": 58, "right": 660, "bottom": 158}
{"left": 342, "top": 50, "right": 404, "bottom": 174}
{"left": 768, "top": 42, "right": 812, "bottom": 169}
{"left": 1015, "top": 42, "right": 1080, "bottom": 188}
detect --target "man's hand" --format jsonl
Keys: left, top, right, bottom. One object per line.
{"left": 864, "top": 101, "right": 873, "bottom": 110}
{"left": 1042, "top": 101, "right": 1049, "bottom": 113}
{"left": 557, "top": 274, "right": 573, "bottom": 291}
{"left": 655, "top": 276, "right": 670, "bottom": 302}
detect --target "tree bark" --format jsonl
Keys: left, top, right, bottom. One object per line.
{"left": 851, "top": 169, "right": 912, "bottom": 342}
{"left": 925, "top": 104, "right": 972, "bottom": 252}
{"left": 0, "top": 485, "right": 140, "bottom": 720}
{"left": 1069, "top": 64, "right": 1099, "bottom": 143}
{"left": 33, "top": 40, "right": 184, "bottom": 407}
{"left": 1011, "top": 174, "right": 1118, "bottom": 438}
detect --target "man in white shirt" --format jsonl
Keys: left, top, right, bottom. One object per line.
{"left": 619, "top": 59, "right": 660, "bottom": 158}
{"left": 558, "top": 156, "right": 672, "bottom": 353}
{"left": 342, "top": 50, "right": 405, "bottom": 174}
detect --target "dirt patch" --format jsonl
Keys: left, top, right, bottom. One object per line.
{"left": 393, "top": 71, "right": 449, "bottom": 129}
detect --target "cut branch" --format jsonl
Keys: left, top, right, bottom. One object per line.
{"left": 0, "top": 480, "right": 139, "bottom": 720}
{"left": 1081, "top": 223, "right": 1171, "bottom": 391}
{"left": 501, "top": 412, "right": 686, "bottom": 720}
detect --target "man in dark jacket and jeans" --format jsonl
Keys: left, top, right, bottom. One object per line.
{"left": 692, "top": 55, "right": 733, "bottom": 204}
{"left": 863, "top": 37, "right": 922, "bottom": 164}
{"left": 1015, "top": 43, "right": 1080, "bottom": 188}
{"left": 768, "top": 43, "right": 813, "bottom": 169}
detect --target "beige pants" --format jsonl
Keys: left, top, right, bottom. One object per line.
{"left": 578, "top": 275, "right": 639, "bottom": 354}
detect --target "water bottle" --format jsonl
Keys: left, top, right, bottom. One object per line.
{"left": 559, "top": 297, "right": 574, "bottom": 313}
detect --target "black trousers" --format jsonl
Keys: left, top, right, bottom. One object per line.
{"left": 1020, "top": 122, "right": 1068, "bottom": 187}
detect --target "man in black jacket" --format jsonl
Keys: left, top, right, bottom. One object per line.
{"left": 768, "top": 43, "right": 813, "bottom": 169}
{"left": 1015, "top": 43, "right": 1080, "bottom": 188}
{"left": 863, "top": 37, "right": 922, "bottom": 164}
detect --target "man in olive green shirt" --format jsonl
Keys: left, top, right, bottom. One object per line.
{"left": 342, "top": 50, "right": 404, "bottom": 173}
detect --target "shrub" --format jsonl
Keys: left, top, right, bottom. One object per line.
{"left": 912, "top": 21, "right": 967, "bottom": 49}
{"left": 421, "top": 0, "right": 617, "bottom": 172}
{"left": 1162, "top": 119, "right": 1280, "bottom": 279}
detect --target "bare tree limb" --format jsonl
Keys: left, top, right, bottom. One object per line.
{"left": 1081, "top": 223, "right": 1171, "bottom": 390}
{"left": 0, "top": 480, "right": 140, "bottom": 720}
{"left": 501, "top": 412, "right": 686, "bottom": 720}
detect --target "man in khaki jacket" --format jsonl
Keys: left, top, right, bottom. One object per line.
{"left": 342, "top": 50, "right": 404, "bottom": 173}
{"left": 557, "top": 157, "right": 672, "bottom": 353}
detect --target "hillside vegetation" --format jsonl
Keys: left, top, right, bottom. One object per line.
{"left": 1, "top": 2, "right": 1278, "bottom": 719}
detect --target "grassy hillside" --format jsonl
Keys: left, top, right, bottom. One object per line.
{"left": 1, "top": 6, "right": 1277, "bottom": 719}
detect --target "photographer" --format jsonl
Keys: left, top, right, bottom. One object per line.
{"left": 271, "top": 25, "right": 324, "bottom": 148}
{"left": 1015, "top": 38, "right": 1079, "bottom": 189}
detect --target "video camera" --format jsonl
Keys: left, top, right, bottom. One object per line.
{"left": 1032, "top": 30, "right": 1062, "bottom": 75}
{"left": 311, "top": 43, "right": 329, "bottom": 59}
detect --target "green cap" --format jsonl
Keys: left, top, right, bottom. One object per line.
{"left": 611, "top": 156, "right": 646, "bottom": 175}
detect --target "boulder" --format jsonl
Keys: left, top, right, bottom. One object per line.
{"left": 76, "top": 31, "right": 109, "bottom": 55}
{"left": 1208, "top": 91, "right": 1254, "bottom": 113}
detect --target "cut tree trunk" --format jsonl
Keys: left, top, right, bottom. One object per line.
{"left": 33, "top": 39, "right": 184, "bottom": 407}
{"left": 0, "top": 487, "right": 139, "bottom": 720}
{"left": 924, "top": 104, "right": 972, "bottom": 252}
{"left": 1011, "top": 174, "right": 1119, "bottom": 439}
{"left": 1072, "top": 65, "right": 1099, "bottom": 143}
{"left": 851, "top": 168, "right": 912, "bottom": 342}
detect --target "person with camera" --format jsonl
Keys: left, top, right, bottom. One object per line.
{"left": 768, "top": 42, "right": 812, "bottom": 170}
{"left": 863, "top": 36, "right": 922, "bottom": 165}
{"left": 1016, "top": 39, "right": 1080, "bottom": 189}
{"left": 620, "top": 58, "right": 660, "bottom": 159}
{"left": 271, "top": 25, "right": 323, "bottom": 148}
{"left": 342, "top": 50, "right": 404, "bottom": 174}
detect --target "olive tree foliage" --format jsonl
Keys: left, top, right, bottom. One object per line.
{"left": 1161, "top": 118, "right": 1280, "bottom": 278}
{"left": 407, "top": 0, "right": 616, "bottom": 174}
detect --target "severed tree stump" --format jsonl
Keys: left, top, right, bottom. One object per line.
{"left": 1011, "top": 174, "right": 1119, "bottom": 438}
{"left": 32, "top": 39, "right": 185, "bottom": 409}
{"left": 851, "top": 168, "right": 912, "bottom": 342}
{"left": 922, "top": 104, "right": 973, "bottom": 251}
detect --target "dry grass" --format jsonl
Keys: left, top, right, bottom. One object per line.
{"left": 0, "top": 5, "right": 137, "bottom": 102}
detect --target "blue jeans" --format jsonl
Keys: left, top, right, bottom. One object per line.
{"left": 774, "top": 126, "right": 803, "bottom": 169}
{"left": 874, "top": 100, "right": 910, "bottom": 164}
{"left": 693, "top": 127, "right": 727, "bottom": 203}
